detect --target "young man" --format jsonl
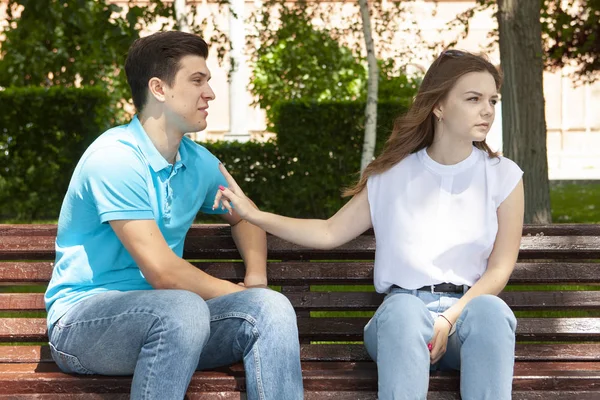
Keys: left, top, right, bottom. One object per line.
{"left": 44, "top": 31, "right": 303, "bottom": 400}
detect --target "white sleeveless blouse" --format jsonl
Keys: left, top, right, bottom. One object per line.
{"left": 367, "top": 146, "right": 523, "bottom": 293}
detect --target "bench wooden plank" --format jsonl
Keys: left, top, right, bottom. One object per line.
{"left": 2, "top": 224, "right": 600, "bottom": 238}
{"left": 3, "top": 291, "right": 600, "bottom": 312}
{"left": 0, "top": 392, "right": 598, "bottom": 400}
{"left": 2, "top": 234, "right": 600, "bottom": 261}
{"left": 0, "top": 392, "right": 599, "bottom": 400}
{"left": 0, "top": 362, "right": 598, "bottom": 393}
{"left": 2, "top": 317, "right": 600, "bottom": 342}
{"left": 2, "top": 343, "right": 600, "bottom": 364}
{"left": 2, "top": 261, "right": 600, "bottom": 285}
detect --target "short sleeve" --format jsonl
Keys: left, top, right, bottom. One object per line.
{"left": 80, "top": 146, "right": 154, "bottom": 222}
{"left": 198, "top": 149, "right": 229, "bottom": 215}
{"left": 495, "top": 156, "right": 523, "bottom": 206}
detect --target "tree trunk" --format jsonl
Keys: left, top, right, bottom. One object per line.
{"left": 174, "top": 0, "right": 190, "bottom": 32}
{"left": 497, "top": 0, "right": 552, "bottom": 223}
{"left": 358, "top": 0, "right": 379, "bottom": 172}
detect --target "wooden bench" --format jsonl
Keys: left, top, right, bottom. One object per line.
{"left": 1, "top": 223, "right": 600, "bottom": 399}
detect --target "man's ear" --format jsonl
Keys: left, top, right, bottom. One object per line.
{"left": 148, "top": 77, "right": 166, "bottom": 103}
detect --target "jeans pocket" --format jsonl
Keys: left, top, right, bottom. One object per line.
{"left": 49, "top": 342, "right": 95, "bottom": 375}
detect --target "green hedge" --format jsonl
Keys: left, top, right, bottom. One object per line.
{"left": 0, "top": 92, "right": 406, "bottom": 221}
{"left": 205, "top": 101, "right": 407, "bottom": 219}
{"left": 0, "top": 87, "right": 113, "bottom": 220}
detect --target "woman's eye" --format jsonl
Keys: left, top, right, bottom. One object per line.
{"left": 491, "top": 100, "right": 498, "bottom": 105}
{"left": 468, "top": 97, "right": 478, "bottom": 102}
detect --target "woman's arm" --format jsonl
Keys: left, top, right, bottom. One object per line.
{"left": 442, "top": 178, "right": 525, "bottom": 325}
{"left": 429, "top": 178, "right": 524, "bottom": 363}
{"left": 214, "top": 164, "right": 373, "bottom": 250}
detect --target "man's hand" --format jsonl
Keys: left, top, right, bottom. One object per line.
{"left": 429, "top": 315, "right": 452, "bottom": 364}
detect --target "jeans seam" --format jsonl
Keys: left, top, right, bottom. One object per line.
{"left": 141, "top": 314, "right": 165, "bottom": 400}
{"left": 55, "top": 310, "right": 165, "bottom": 329}
{"left": 252, "top": 331, "right": 265, "bottom": 400}
{"left": 210, "top": 312, "right": 258, "bottom": 328}
{"left": 212, "top": 312, "right": 264, "bottom": 398}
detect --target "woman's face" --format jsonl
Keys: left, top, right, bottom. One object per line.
{"left": 436, "top": 71, "right": 499, "bottom": 143}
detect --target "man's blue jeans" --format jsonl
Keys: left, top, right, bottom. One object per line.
{"left": 48, "top": 288, "right": 304, "bottom": 400}
{"left": 364, "top": 287, "right": 517, "bottom": 400}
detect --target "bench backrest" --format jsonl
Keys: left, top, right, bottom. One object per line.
{"left": 1, "top": 223, "right": 600, "bottom": 363}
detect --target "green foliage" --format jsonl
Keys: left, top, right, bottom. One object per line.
{"left": 203, "top": 102, "right": 407, "bottom": 219}
{"left": 0, "top": 86, "right": 113, "bottom": 220}
{"left": 541, "top": 0, "right": 600, "bottom": 81}
{"left": 465, "top": 0, "right": 600, "bottom": 82}
{"left": 202, "top": 140, "right": 295, "bottom": 218}
{"left": 251, "top": 7, "right": 366, "bottom": 125}
{"left": 377, "top": 58, "right": 422, "bottom": 107}
{"left": 0, "top": 0, "right": 177, "bottom": 116}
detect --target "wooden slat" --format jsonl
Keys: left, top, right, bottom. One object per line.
{"left": 2, "top": 229, "right": 600, "bottom": 261}
{"left": 2, "top": 261, "right": 600, "bottom": 285}
{"left": 3, "top": 291, "right": 600, "bottom": 312}
{"left": 0, "top": 392, "right": 599, "bottom": 400}
{"left": 0, "top": 392, "right": 598, "bottom": 400}
{"left": 0, "top": 362, "right": 599, "bottom": 394}
{"left": 3, "top": 343, "right": 600, "bottom": 364}
{"left": 297, "top": 317, "right": 600, "bottom": 341}
{"left": 2, "top": 317, "right": 600, "bottom": 342}
{"left": 522, "top": 224, "right": 600, "bottom": 236}
{"left": 1, "top": 223, "right": 599, "bottom": 238}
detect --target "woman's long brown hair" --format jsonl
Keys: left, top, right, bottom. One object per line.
{"left": 344, "top": 50, "right": 502, "bottom": 197}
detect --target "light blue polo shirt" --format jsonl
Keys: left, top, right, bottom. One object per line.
{"left": 44, "top": 116, "right": 227, "bottom": 330}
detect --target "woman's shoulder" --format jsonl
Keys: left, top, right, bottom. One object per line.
{"left": 482, "top": 150, "right": 523, "bottom": 176}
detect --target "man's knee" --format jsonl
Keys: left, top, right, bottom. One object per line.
{"left": 156, "top": 290, "right": 211, "bottom": 348}
{"left": 246, "top": 289, "right": 298, "bottom": 335}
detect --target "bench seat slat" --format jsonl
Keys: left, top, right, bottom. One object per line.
{"left": 0, "top": 362, "right": 599, "bottom": 394}
{"left": 1, "top": 343, "right": 599, "bottom": 364}
{"left": 3, "top": 291, "right": 600, "bottom": 312}
{"left": 2, "top": 317, "right": 600, "bottom": 342}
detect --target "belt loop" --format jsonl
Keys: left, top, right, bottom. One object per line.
{"left": 463, "top": 285, "right": 468, "bottom": 293}
{"left": 430, "top": 285, "right": 435, "bottom": 294}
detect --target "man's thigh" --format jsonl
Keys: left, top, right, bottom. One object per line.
{"left": 50, "top": 289, "right": 209, "bottom": 375}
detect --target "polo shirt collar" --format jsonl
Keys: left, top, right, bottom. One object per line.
{"left": 129, "top": 115, "right": 187, "bottom": 172}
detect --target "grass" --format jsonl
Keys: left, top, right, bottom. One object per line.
{"left": 550, "top": 182, "right": 600, "bottom": 223}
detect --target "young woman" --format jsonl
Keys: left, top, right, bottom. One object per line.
{"left": 214, "top": 50, "right": 524, "bottom": 400}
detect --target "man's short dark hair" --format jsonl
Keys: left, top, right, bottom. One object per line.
{"left": 125, "top": 31, "right": 209, "bottom": 112}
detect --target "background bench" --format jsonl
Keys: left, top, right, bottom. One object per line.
{"left": 1, "top": 223, "right": 600, "bottom": 399}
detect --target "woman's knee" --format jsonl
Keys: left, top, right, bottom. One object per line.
{"left": 458, "top": 295, "right": 517, "bottom": 338}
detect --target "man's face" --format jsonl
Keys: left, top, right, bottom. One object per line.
{"left": 162, "top": 55, "right": 215, "bottom": 134}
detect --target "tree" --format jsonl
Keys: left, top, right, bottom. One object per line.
{"left": 250, "top": 8, "right": 366, "bottom": 129}
{"left": 452, "top": 0, "right": 600, "bottom": 83}
{"left": 358, "top": 0, "right": 379, "bottom": 171}
{"left": 497, "top": 0, "right": 551, "bottom": 223}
